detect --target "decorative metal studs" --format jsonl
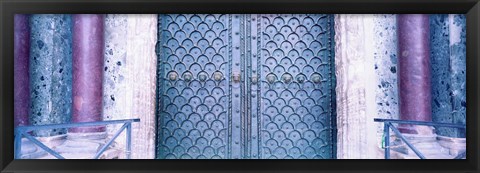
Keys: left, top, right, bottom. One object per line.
{"left": 251, "top": 74, "right": 258, "bottom": 84}
{"left": 198, "top": 72, "right": 208, "bottom": 82}
{"left": 168, "top": 71, "right": 178, "bottom": 81}
{"left": 213, "top": 71, "right": 223, "bottom": 81}
{"left": 282, "top": 73, "right": 293, "bottom": 83}
{"left": 296, "top": 74, "right": 306, "bottom": 83}
{"left": 311, "top": 73, "right": 321, "bottom": 84}
{"left": 266, "top": 73, "right": 277, "bottom": 84}
{"left": 183, "top": 71, "right": 193, "bottom": 82}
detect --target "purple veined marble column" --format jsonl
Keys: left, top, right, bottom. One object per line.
{"left": 396, "top": 14, "right": 432, "bottom": 134}
{"left": 70, "top": 14, "right": 106, "bottom": 133}
{"left": 14, "top": 14, "right": 30, "bottom": 127}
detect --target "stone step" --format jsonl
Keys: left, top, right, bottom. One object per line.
{"left": 37, "top": 148, "right": 122, "bottom": 159}
{"left": 401, "top": 153, "right": 454, "bottom": 159}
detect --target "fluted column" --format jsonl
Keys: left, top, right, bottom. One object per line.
{"left": 396, "top": 14, "right": 433, "bottom": 135}
{"left": 14, "top": 14, "right": 30, "bottom": 127}
{"left": 70, "top": 14, "right": 106, "bottom": 133}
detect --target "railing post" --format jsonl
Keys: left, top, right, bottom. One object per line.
{"left": 384, "top": 123, "right": 390, "bottom": 159}
{"left": 14, "top": 129, "right": 22, "bottom": 159}
{"left": 126, "top": 122, "right": 132, "bottom": 159}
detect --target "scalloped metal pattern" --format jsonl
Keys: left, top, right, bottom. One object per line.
{"left": 157, "top": 14, "right": 230, "bottom": 159}
{"left": 258, "top": 14, "right": 334, "bottom": 159}
{"left": 156, "top": 14, "right": 335, "bottom": 159}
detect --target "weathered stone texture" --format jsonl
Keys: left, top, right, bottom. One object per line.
{"left": 29, "top": 14, "right": 73, "bottom": 137}
{"left": 103, "top": 14, "right": 158, "bottom": 159}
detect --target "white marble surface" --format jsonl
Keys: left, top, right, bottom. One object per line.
{"left": 103, "top": 14, "right": 158, "bottom": 159}
{"left": 335, "top": 14, "right": 398, "bottom": 159}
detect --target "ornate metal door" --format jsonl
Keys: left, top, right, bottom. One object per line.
{"left": 156, "top": 14, "right": 336, "bottom": 159}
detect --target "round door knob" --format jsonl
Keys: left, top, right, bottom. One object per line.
{"left": 266, "top": 73, "right": 276, "bottom": 84}
{"left": 213, "top": 71, "right": 223, "bottom": 81}
{"left": 198, "top": 72, "right": 208, "bottom": 82}
{"left": 296, "top": 74, "right": 306, "bottom": 83}
{"left": 311, "top": 73, "right": 321, "bottom": 83}
{"left": 168, "top": 71, "right": 178, "bottom": 81}
{"left": 251, "top": 74, "right": 258, "bottom": 84}
{"left": 183, "top": 72, "right": 193, "bottom": 82}
{"left": 282, "top": 73, "right": 292, "bottom": 83}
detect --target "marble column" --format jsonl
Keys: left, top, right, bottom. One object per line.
{"left": 103, "top": 14, "right": 158, "bottom": 159}
{"left": 52, "top": 14, "right": 107, "bottom": 159}
{"left": 70, "top": 14, "right": 106, "bottom": 133}
{"left": 396, "top": 14, "right": 433, "bottom": 135}
{"left": 15, "top": 14, "right": 47, "bottom": 159}
{"left": 14, "top": 14, "right": 30, "bottom": 127}
{"left": 447, "top": 14, "right": 466, "bottom": 138}
{"left": 29, "top": 14, "right": 73, "bottom": 137}
{"left": 430, "top": 14, "right": 453, "bottom": 137}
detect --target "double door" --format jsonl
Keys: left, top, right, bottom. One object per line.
{"left": 156, "top": 14, "right": 336, "bottom": 159}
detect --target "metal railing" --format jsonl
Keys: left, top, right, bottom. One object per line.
{"left": 374, "top": 118, "right": 466, "bottom": 159}
{"left": 14, "top": 118, "right": 140, "bottom": 159}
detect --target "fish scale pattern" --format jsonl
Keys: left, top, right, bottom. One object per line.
{"left": 157, "top": 14, "right": 230, "bottom": 159}
{"left": 259, "top": 14, "right": 334, "bottom": 159}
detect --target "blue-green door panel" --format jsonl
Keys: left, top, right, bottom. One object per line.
{"left": 156, "top": 14, "right": 336, "bottom": 159}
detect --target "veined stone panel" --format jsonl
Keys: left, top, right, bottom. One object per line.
{"left": 335, "top": 14, "right": 398, "bottom": 159}
{"left": 430, "top": 14, "right": 466, "bottom": 138}
{"left": 103, "top": 14, "right": 158, "bottom": 159}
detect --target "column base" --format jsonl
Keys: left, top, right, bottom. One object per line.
{"left": 397, "top": 125, "right": 435, "bottom": 135}
{"left": 19, "top": 138, "right": 47, "bottom": 159}
{"left": 19, "top": 134, "right": 67, "bottom": 159}
{"left": 52, "top": 131, "right": 122, "bottom": 159}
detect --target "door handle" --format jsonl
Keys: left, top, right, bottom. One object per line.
{"left": 232, "top": 72, "right": 241, "bottom": 83}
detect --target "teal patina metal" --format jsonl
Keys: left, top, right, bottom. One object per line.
{"left": 156, "top": 14, "right": 336, "bottom": 159}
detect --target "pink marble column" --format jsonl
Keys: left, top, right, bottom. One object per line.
{"left": 14, "top": 14, "right": 30, "bottom": 127}
{"left": 396, "top": 14, "right": 432, "bottom": 134}
{"left": 70, "top": 14, "right": 106, "bottom": 133}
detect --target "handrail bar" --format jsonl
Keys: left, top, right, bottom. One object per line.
{"left": 15, "top": 119, "right": 140, "bottom": 132}
{"left": 15, "top": 118, "right": 140, "bottom": 159}
{"left": 374, "top": 118, "right": 465, "bottom": 128}
{"left": 374, "top": 118, "right": 466, "bottom": 159}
